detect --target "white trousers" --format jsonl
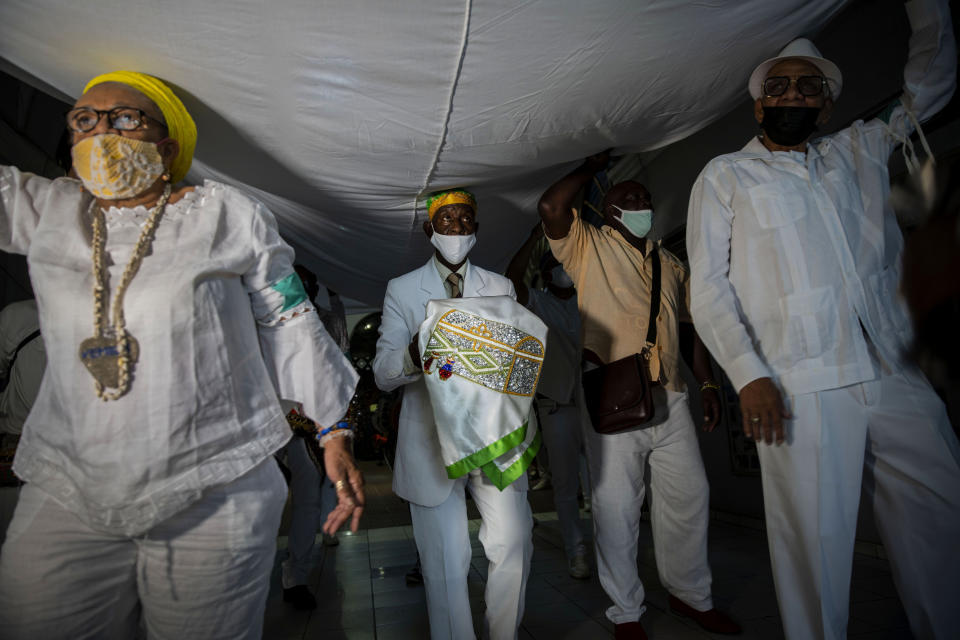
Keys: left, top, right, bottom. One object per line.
{"left": 280, "top": 438, "right": 336, "bottom": 588}
{"left": 0, "top": 459, "right": 286, "bottom": 640}
{"left": 583, "top": 389, "right": 713, "bottom": 624}
{"left": 536, "top": 398, "right": 588, "bottom": 559}
{"left": 409, "top": 469, "right": 533, "bottom": 640}
{"left": 757, "top": 367, "right": 960, "bottom": 640}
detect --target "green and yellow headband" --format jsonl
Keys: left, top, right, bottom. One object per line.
{"left": 83, "top": 70, "right": 197, "bottom": 184}
{"left": 426, "top": 189, "right": 477, "bottom": 220}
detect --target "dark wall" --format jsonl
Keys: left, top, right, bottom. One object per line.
{"left": 0, "top": 70, "right": 72, "bottom": 308}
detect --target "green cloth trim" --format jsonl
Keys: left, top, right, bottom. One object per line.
{"left": 271, "top": 273, "right": 308, "bottom": 312}
{"left": 445, "top": 421, "right": 529, "bottom": 480}
{"left": 876, "top": 98, "right": 901, "bottom": 125}
{"left": 481, "top": 429, "right": 541, "bottom": 490}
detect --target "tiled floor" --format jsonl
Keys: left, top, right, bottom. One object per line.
{"left": 263, "top": 463, "right": 913, "bottom": 640}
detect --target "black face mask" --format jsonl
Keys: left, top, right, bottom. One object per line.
{"left": 761, "top": 106, "right": 821, "bottom": 146}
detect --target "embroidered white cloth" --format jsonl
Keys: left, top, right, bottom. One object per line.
{"left": 417, "top": 296, "right": 546, "bottom": 490}
{"left": 0, "top": 169, "right": 359, "bottom": 535}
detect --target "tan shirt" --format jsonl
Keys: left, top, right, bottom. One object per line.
{"left": 547, "top": 210, "right": 692, "bottom": 392}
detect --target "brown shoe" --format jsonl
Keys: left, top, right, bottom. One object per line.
{"left": 668, "top": 594, "right": 742, "bottom": 634}
{"left": 614, "top": 621, "right": 648, "bottom": 640}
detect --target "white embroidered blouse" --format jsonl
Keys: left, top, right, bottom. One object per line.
{"left": 0, "top": 169, "right": 358, "bottom": 535}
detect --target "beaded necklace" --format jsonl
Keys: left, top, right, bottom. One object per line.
{"left": 78, "top": 183, "right": 172, "bottom": 400}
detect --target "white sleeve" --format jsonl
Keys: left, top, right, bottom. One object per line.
{"left": 244, "top": 201, "right": 358, "bottom": 428}
{"left": 901, "top": 0, "right": 955, "bottom": 123}
{"left": 373, "top": 280, "right": 422, "bottom": 392}
{"left": 866, "top": 0, "right": 956, "bottom": 156}
{"left": 686, "top": 165, "right": 773, "bottom": 392}
{"left": 0, "top": 166, "right": 52, "bottom": 255}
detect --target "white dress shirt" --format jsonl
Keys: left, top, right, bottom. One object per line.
{"left": 686, "top": 0, "right": 955, "bottom": 395}
{"left": 0, "top": 170, "right": 358, "bottom": 535}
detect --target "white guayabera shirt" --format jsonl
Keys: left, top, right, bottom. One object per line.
{"left": 686, "top": 0, "right": 955, "bottom": 396}
{"left": 0, "top": 170, "right": 358, "bottom": 535}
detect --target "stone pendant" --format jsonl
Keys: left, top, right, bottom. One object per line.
{"left": 78, "top": 334, "right": 140, "bottom": 389}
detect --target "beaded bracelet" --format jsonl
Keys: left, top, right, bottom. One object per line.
{"left": 318, "top": 429, "right": 354, "bottom": 447}
{"left": 317, "top": 420, "right": 354, "bottom": 447}
{"left": 318, "top": 420, "right": 351, "bottom": 437}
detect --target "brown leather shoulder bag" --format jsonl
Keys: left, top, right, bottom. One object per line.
{"left": 582, "top": 247, "right": 663, "bottom": 433}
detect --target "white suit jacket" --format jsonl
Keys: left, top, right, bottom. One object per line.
{"left": 373, "top": 257, "right": 518, "bottom": 507}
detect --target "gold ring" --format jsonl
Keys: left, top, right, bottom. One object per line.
{"left": 750, "top": 416, "right": 761, "bottom": 423}
{"left": 335, "top": 479, "right": 347, "bottom": 492}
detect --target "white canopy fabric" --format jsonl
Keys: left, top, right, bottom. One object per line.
{"left": 0, "top": 0, "right": 845, "bottom": 305}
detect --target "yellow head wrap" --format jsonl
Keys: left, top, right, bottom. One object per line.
{"left": 425, "top": 189, "right": 477, "bottom": 220}
{"left": 83, "top": 71, "right": 197, "bottom": 184}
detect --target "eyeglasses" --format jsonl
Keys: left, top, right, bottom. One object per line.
{"left": 762, "top": 75, "right": 827, "bottom": 98}
{"left": 65, "top": 106, "right": 167, "bottom": 133}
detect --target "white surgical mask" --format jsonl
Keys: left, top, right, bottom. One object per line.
{"left": 612, "top": 206, "right": 653, "bottom": 239}
{"left": 431, "top": 232, "right": 476, "bottom": 265}
{"left": 71, "top": 133, "right": 165, "bottom": 200}
{"left": 549, "top": 265, "right": 574, "bottom": 289}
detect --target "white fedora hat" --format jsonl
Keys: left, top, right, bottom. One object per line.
{"left": 748, "top": 37, "right": 842, "bottom": 100}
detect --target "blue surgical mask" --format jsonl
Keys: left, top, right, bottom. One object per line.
{"left": 612, "top": 206, "right": 653, "bottom": 238}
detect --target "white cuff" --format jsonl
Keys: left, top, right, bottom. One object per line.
{"left": 725, "top": 351, "right": 774, "bottom": 393}
{"left": 401, "top": 344, "right": 422, "bottom": 376}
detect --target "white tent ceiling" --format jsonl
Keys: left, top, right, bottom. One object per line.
{"left": 0, "top": 0, "right": 846, "bottom": 305}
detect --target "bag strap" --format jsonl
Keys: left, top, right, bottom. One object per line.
{"left": 11, "top": 329, "right": 41, "bottom": 368}
{"left": 645, "top": 245, "right": 660, "bottom": 346}
{"left": 1, "top": 328, "right": 40, "bottom": 393}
